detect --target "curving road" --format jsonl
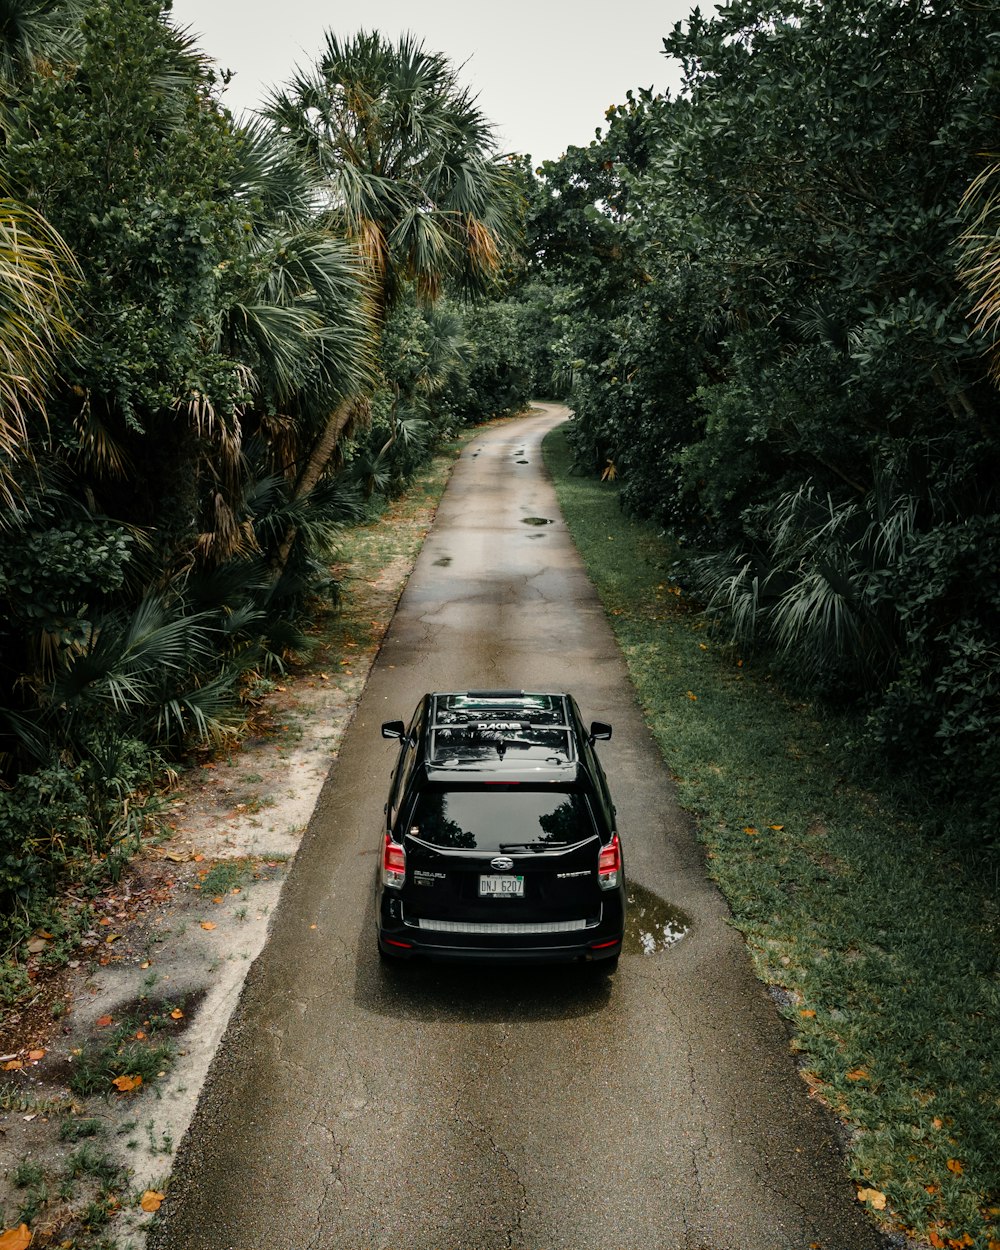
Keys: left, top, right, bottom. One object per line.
{"left": 153, "top": 405, "right": 880, "bottom": 1250}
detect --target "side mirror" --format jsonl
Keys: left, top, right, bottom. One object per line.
{"left": 589, "top": 721, "right": 612, "bottom": 743}
{"left": 381, "top": 720, "right": 406, "bottom": 741}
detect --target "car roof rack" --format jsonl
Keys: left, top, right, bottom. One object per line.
{"left": 426, "top": 692, "right": 577, "bottom": 771}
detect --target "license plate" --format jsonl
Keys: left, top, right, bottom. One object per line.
{"left": 479, "top": 874, "right": 524, "bottom": 897}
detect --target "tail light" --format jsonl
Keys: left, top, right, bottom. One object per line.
{"left": 382, "top": 834, "right": 406, "bottom": 888}
{"left": 597, "top": 834, "right": 621, "bottom": 890}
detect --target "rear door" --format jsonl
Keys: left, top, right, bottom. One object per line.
{"left": 399, "top": 785, "right": 602, "bottom": 927}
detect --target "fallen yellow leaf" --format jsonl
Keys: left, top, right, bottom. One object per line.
{"left": 170, "top": 1009, "right": 184, "bottom": 1020}
{"left": 856, "top": 1187, "right": 887, "bottom": 1210}
{"left": 3, "top": 1060, "right": 23, "bottom": 1071}
{"left": 686, "top": 691, "right": 698, "bottom": 701}
{"left": 96, "top": 1015, "right": 113, "bottom": 1027}
{"left": 946, "top": 1158, "right": 964, "bottom": 1175}
{"left": 27, "top": 1049, "right": 45, "bottom": 1061}
{"left": 743, "top": 826, "right": 759, "bottom": 835}
{"left": 140, "top": 1190, "right": 164, "bottom": 1213}
{"left": 0, "top": 1224, "right": 32, "bottom": 1250}
{"left": 770, "top": 824, "right": 784, "bottom": 830}
{"left": 112, "top": 1074, "right": 142, "bottom": 1092}
{"left": 846, "top": 1068, "right": 869, "bottom": 1081}
{"left": 800, "top": 1009, "right": 816, "bottom": 1018}
{"left": 200, "top": 921, "right": 216, "bottom": 931}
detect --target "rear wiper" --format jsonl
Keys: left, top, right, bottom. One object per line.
{"left": 497, "top": 840, "right": 570, "bottom": 852}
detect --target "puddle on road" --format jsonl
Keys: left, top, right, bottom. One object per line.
{"left": 623, "top": 883, "right": 690, "bottom": 956}
{"left": 521, "top": 516, "right": 553, "bottom": 527}
{"left": 433, "top": 556, "right": 453, "bottom": 567}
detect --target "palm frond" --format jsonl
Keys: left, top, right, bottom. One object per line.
{"left": 0, "top": 196, "right": 79, "bottom": 503}
{"left": 958, "top": 156, "right": 1000, "bottom": 381}
{"left": 0, "top": 0, "right": 83, "bottom": 83}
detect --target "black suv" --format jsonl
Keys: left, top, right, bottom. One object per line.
{"left": 377, "top": 690, "right": 625, "bottom": 969}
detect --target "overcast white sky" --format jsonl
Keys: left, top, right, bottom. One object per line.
{"left": 167, "top": 0, "right": 694, "bottom": 164}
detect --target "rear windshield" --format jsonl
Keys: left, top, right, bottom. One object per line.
{"left": 408, "top": 787, "right": 594, "bottom": 852}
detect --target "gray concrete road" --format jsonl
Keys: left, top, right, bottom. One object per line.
{"left": 153, "top": 406, "right": 880, "bottom": 1250}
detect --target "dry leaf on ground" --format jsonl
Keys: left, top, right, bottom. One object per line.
{"left": 0, "top": 1224, "right": 32, "bottom": 1250}
{"left": 140, "top": 1191, "right": 165, "bottom": 1213}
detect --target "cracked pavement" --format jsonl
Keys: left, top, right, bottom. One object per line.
{"left": 150, "top": 405, "right": 881, "bottom": 1250}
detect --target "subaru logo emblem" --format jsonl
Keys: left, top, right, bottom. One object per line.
{"left": 490, "top": 856, "right": 514, "bottom": 872}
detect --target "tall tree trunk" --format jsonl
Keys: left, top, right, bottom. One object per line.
{"left": 269, "top": 394, "right": 367, "bottom": 584}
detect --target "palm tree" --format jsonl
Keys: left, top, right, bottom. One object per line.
{"left": 206, "top": 118, "right": 376, "bottom": 575}
{"left": 262, "top": 30, "right": 518, "bottom": 561}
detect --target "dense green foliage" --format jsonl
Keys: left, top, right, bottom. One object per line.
{"left": 532, "top": 0, "right": 1000, "bottom": 841}
{"left": 0, "top": 3, "right": 520, "bottom": 944}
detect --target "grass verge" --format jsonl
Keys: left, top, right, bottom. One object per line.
{"left": 544, "top": 422, "right": 999, "bottom": 1250}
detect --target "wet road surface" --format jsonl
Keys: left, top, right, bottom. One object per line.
{"left": 153, "top": 406, "right": 879, "bottom": 1250}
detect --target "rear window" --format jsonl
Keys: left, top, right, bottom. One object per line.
{"left": 408, "top": 787, "right": 594, "bottom": 852}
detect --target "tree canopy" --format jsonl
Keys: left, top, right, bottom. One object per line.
{"left": 529, "top": 0, "right": 1000, "bottom": 835}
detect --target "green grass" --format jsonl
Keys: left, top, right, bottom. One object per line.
{"left": 69, "top": 1010, "right": 179, "bottom": 1099}
{"left": 543, "top": 422, "right": 1000, "bottom": 1249}
{"left": 194, "top": 857, "right": 256, "bottom": 896}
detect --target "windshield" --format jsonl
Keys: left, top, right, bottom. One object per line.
{"left": 407, "top": 787, "right": 594, "bottom": 852}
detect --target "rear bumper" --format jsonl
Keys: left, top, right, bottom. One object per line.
{"left": 377, "top": 889, "right": 625, "bottom": 965}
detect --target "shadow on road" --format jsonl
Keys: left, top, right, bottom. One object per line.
{"left": 352, "top": 888, "right": 614, "bottom": 1023}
